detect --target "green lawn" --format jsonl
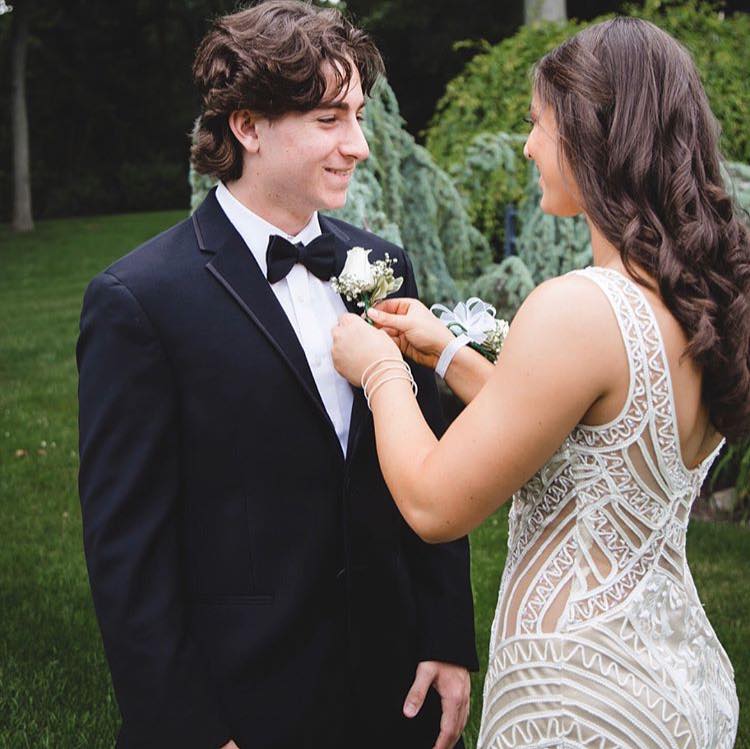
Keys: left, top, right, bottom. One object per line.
{"left": 1, "top": 213, "right": 747, "bottom": 748}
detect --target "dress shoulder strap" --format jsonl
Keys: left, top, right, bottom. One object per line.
{"left": 568, "top": 266, "right": 660, "bottom": 449}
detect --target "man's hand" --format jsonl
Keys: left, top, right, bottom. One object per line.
{"left": 220, "top": 741, "right": 239, "bottom": 749}
{"left": 403, "top": 660, "right": 470, "bottom": 749}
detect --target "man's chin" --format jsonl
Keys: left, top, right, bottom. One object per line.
{"left": 320, "top": 191, "right": 349, "bottom": 212}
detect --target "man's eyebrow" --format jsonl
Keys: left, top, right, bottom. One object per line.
{"left": 318, "top": 100, "right": 366, "bottom": 111}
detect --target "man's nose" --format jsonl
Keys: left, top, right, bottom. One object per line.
{"left": 341, "top": 118, "right": 370, "bottom": 162}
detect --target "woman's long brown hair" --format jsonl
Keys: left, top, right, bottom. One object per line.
{"left": 535, "top": 17, "right": 750, "bottom": 442}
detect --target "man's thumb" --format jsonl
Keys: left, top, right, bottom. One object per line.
{"left": 403, "top": 664, "right": 435, "bottom": 718}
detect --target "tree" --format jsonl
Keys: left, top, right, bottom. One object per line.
{"left": 9, "top": 0, "right": 33, "bottom": 231}
{"left": 525, "top": 0, "right": 567, "bottom": 24}
{"left": 344, "top": 0, "right": 523, "bottom": 136}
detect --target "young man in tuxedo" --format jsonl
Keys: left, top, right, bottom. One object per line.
{"left": 77, "top": 2, "right": 477, "bottom": 747}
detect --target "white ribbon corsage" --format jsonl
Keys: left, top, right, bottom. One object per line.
{"left": 430, "top": 297, "right": 509, "bottom": 364}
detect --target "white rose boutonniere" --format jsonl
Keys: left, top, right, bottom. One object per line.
{"left": 330, "top": 247, "right": 403, "bottom": 320}
{"left": 430, "top": 297, "right": 509, "bottom": 363}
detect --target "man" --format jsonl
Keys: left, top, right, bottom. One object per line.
{"left": 77, "top": 2, "right": 477, "bottom": 747}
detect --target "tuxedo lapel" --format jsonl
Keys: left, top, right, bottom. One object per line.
{"left": 193, "top": 190, "right": 341, "bottom": 454}
{"left": 319, "top": 214, "right": 372, "bottom": 465}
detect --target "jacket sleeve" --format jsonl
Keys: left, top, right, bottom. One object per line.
{"left": 77, "top": 271, "right": 231, "bottom": 748}
{"left": 398, "top": 252, "right": 479, "bottom": 671}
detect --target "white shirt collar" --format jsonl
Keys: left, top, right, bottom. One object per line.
{"left": 215, "top": 181, "right": 322, "bottom": 278}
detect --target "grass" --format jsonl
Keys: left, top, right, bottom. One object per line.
{"left": 1, "top": 212, "right": 747, "bottom": 748}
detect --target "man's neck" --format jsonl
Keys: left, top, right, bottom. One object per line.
{"left": 224, "top": 178, "right": 313, "bottom": 236}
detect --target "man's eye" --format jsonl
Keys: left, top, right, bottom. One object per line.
{"left": 318, "top": 117, "right": 336, "bottom": 124}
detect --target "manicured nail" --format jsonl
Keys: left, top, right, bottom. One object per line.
{"left": 367, "top": 308, "right": 380, "bottom": 319}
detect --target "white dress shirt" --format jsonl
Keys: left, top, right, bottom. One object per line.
{"left": 215, "top": 181, "right": 353, "bottom": 456}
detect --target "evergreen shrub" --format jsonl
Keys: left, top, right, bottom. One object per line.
{"left": 426, "top": 0, "right": 750, "bottom": 256}
{"left": 428, "top": 0, "right": 750, "bottom": 166}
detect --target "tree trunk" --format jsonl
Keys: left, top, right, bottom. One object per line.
{"left": 11, "top": 2, "right": 34, "bottom": 232}
{"left": 525, "top": 0, "right": 567, "bottom": 24}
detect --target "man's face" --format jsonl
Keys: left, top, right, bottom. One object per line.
{"left": 250, "top": 65, "right": 369, "bottom": 228}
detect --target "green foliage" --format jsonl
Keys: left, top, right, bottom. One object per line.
{"left": 636, "top": 0, "right": 750, "bottom": 164}
{"left": 425, "top": 24, "right": 583, "bottom": 170}
{"left": 343, "top": 0, "right": 523, "bottom": 134}
{"left": 725, "top": 161, "right": 750, "bottom": 215}
{"left": 711, "top": 436, "right": 750, "bottom": 523}
{"left": 448, "top": 131, "right": 526, "bottom": 250}
{"left": 428, "top": 1, "right": 750, "bottom": 167}
{"left": 190, "top": 79, "right": 492, "bottom": 306}
{"left": 426, "top": 0, "right": 750, "bottom": 280}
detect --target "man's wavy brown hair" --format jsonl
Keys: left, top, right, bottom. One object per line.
{"left": 534, "top": 17, "right": 750, "bottom": 442}
{"left": 191, "top": 0, "right": 384, "bottom": 182}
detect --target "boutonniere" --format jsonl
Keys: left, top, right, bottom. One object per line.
{"left": 430, "top": 297, "right": 509, "bottom": 363}
{"left": 330, "top": 247, "right": 403, "bottom": 320}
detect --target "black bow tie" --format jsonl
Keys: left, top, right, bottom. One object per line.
{"left": 266, "top": 233, "right": 337, "bottom": 284}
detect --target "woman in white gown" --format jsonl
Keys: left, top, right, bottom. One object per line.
{"left": 331, "top": 17, "right": 745, "bottom": 749}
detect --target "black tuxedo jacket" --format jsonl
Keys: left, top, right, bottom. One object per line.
{"left": 77, "top": 188, "right": 478, "bottom": 749}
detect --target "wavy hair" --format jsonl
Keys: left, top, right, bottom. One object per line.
{"left": 534, "top": 17, "right": 750, "bottom": 442}
{"left": 191, "top": 0, "right": 384, "bottom": 182}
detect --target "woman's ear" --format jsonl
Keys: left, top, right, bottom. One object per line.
{"left": 228, "top": 109, "right": 261, "bottom": 155}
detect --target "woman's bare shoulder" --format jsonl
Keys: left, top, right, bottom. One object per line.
{"left": 513, "top": 272, "right": 618, "bottom": 338}
{"left": 498, "top": 272, "right": 626, "bottom": 402}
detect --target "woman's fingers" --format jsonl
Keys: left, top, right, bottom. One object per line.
{"left": 374, "top": 297, "right": 415, "bottom": 314}
{"left": 367, "top": 306, "right": 410, "bottom": 330}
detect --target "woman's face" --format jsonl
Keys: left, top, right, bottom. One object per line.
{"left": 523, "top": 94, "right": 583, "bottom": 217}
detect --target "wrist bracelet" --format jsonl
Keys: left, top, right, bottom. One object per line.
{"left": 366, "top": 373, "right": 415, "bottom": 409}
{"left": 360, "top": 357, "right": 407, "bottom": 390}
{"left": 361, "top": 357, "right": 418, "bottom": 411}
{"left": 435, "top": 333, "right": 471, "bottom": 379}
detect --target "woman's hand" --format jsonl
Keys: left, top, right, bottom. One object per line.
{"left": 366, "top": 298, "right": 454, "bottom": 370}
{"left": 332, "top": 313, "right": 402, "bottom": 386}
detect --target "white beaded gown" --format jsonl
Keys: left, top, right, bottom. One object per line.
{"left": 478, "top": 267, "right": 739, "bottom": 749}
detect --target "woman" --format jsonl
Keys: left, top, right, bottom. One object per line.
{"left": 331, "top": 17, "right": 746, "bottom": 749}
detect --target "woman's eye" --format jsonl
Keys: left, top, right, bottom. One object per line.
{"left": 523, "top": 115, "right": 534, "bottom": 128}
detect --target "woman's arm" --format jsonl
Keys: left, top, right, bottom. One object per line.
{"left": 333, "top": 275, "right": 621, "bottom": 543}
{"left": 367, "top": 299, "right": 495, "bottom": 404}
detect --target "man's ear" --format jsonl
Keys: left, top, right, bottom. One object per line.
{"left": 228, "top": 109, "right": 261, "bottom": 155}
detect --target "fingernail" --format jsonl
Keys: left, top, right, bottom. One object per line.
{"left": 404, "top": 703, "right": 417, "bottom": 717}
{"left": 367, "top": 308, "right": 380, "bottom": 319}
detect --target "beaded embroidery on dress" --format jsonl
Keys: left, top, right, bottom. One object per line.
{"left": 478, "top": 266, "right": 738, "bottom": 749}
